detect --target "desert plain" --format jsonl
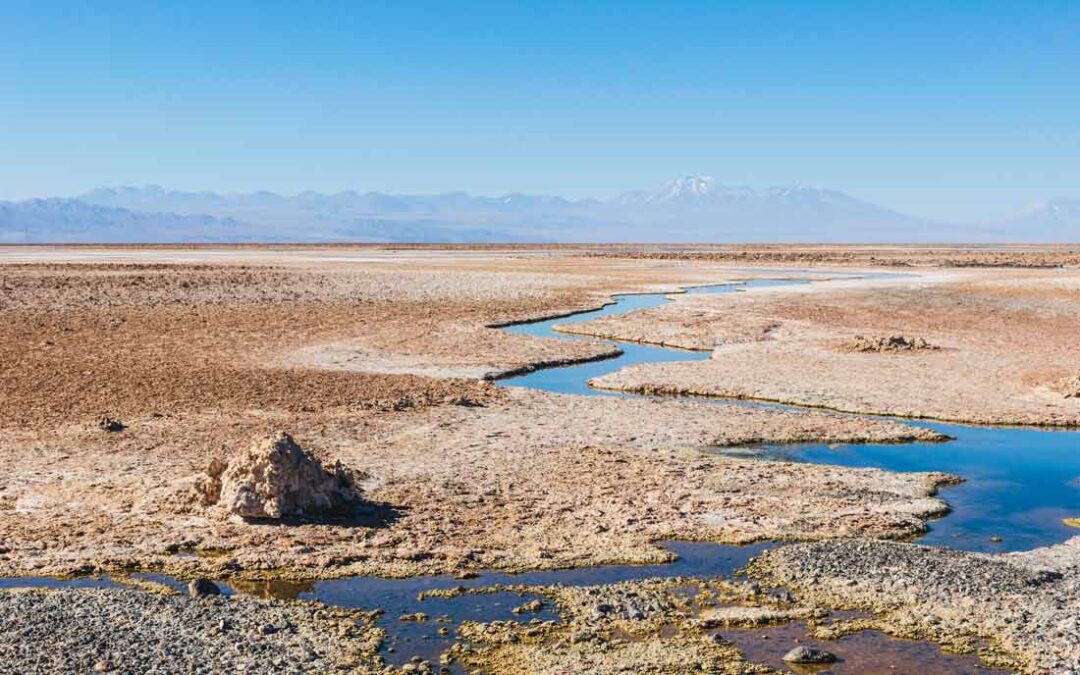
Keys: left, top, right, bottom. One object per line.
{"left": 2, "top": 244, "right": 1080, "bottom": 674}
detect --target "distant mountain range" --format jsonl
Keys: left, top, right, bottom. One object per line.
{"left": 1, "top": 177, "right": 1077, "bottom": 243}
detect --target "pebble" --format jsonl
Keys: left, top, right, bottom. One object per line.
{"left": 187, "top": 578, "right": 221, "bottom": 598}
{"left": 782, "top": 645, "right": 838, "bottom": 664}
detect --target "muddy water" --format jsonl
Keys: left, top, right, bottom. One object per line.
{"left": 723, "top": 621, "right": 1011, "bottom": 675}
{"left": 502, "top": 275, "right": 1080, "bottom": 554}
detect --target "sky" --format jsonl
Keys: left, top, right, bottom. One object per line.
{"left": 2, "top": 1, "right": 1078, "bottom": 221}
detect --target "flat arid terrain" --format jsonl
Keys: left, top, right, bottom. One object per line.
{"left": 2, "top": 244, "right": 1080, "bottom": 674}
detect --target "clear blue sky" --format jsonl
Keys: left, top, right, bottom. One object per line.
{"left": 3, "top": 1, "right": 1078, "bottom": 221}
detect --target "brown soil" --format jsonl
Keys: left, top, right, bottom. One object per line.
{"left": 0, "top": 247, "right": 954, "bottom": 580}
{"left": 5, "top": 244, "right": 1078, "bottom": 673}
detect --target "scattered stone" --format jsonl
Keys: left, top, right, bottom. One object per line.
{"left": 187, "top": 577, "right": 221, "bottom": 598}
{"left": 0, "top": 587, "right": 383, "bottom": 672}
{"left": 783, "top": 645, "right": 838, "bottom": 664}
{"left": 399, "top": 612, "right": 429, "bottom": 622}
{"left": 990, "top": 535, "right": 1004, "bottom": 543}
{"left": 203, "top": 432, "right": 365, "bottom": 521}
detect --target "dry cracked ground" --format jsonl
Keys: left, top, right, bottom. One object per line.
{"left": 2, "top": 244, "right": 1080, "bottom": 674}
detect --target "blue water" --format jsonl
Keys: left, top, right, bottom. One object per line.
{"left": 502, "top": 279, "right": 810, "bottom": 396}
{"left": 230, "top": 539, "right": 770, "bottom": 668}
{"left": 503, "top": 291, "right": 715, "bottom": 396}
{"left": 7, "top": 273, "right": 1064, "bottom": 673}
{"left": 499, "top": 276, "right": 1080, "bottom": 553}
{"left": 130, "top": 540, "right": 765, "bottom": 669}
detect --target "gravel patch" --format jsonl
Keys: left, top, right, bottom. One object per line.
{"left": 0, "top": 588, "right": 383, "bottom": 674}
{"left": 749, "top": 538, "right": 1080, "bottom": 673}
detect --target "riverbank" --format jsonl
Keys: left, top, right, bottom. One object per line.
{"left": 3, "top": 245, "right": 1079, "bottom": 673}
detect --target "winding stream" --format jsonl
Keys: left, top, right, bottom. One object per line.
{"left": 10, "top": 271, "right": 1075, "bottom": 673}
{"left": 503, "top": 274, "right": 1080, "bottom": 553}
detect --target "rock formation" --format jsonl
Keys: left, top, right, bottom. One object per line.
{"left": 201, "top": 432, "right": 364, "bottom": 521}
{"left": 841, "top": 334, "right": 939, "bottom": 353}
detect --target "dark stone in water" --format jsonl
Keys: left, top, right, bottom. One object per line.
{"left": 783, "top": 645, "right": 838, "bottom": 664}
{"left": 188, "top": 577, "right": 221, "bottom": 598}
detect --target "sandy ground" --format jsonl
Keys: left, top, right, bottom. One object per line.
{"left": 0, "top": 247, "right": 955, "bottom": 578}
{"left": 0, "top": 389, "right": 950, "bottom": 578}
{"left": 4, "top": 245, "right": 1080, "bottom": 673}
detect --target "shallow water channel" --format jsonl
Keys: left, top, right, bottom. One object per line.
{"left": 504, "top": 275, "right": 1080, "bottom": 554}
{"left": 12, "top": 271, "right": 1073, "bottom": 673}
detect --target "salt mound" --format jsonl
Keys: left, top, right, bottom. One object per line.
{"left": 842, "top": 334, "right": 939, "bottom": 353}
{"left": 204, "top": 432, "right": 364, "bottom": 521}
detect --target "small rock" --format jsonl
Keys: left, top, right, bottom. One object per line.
{"left": 570, "top": 629, "right": 597, "bottom": 644}
{"left": 93, "top": 661, "right": 113, "bottom": 673}
{"left": 990, "top": 536, "right": 1004, "bottom": 543}
{"left": 511, "top": 599, "right": 544, "bottom": 614}
{"left": 783, "top": 646, "right": 838, "bottom": 664}
{"left": 770, "top": 588, "right": 795, "bottom": 603}
{"left": 187, "top": 578, "right": 221, "bottom": 598}
{"left": 97, "top": 415, "right": 125, "bottom": 433}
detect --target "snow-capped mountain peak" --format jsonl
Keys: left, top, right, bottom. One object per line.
{"left": 1019, "top": 198, "right": 1080, "bottom": 218}
{"left": 616, "top": 176, "right": 727, "bottom": 205}
{"left": 615, "top": 176, "right": 854, "bottom": 207}
{"left": 656, "top": 175, "right": 718, "bottom": 200}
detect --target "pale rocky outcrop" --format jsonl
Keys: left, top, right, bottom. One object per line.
{"left": 203, "top": 432, "right": 364, "bottom": 521}
{"left": 840, "top": 334, "right": 939, "bottom": 353}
